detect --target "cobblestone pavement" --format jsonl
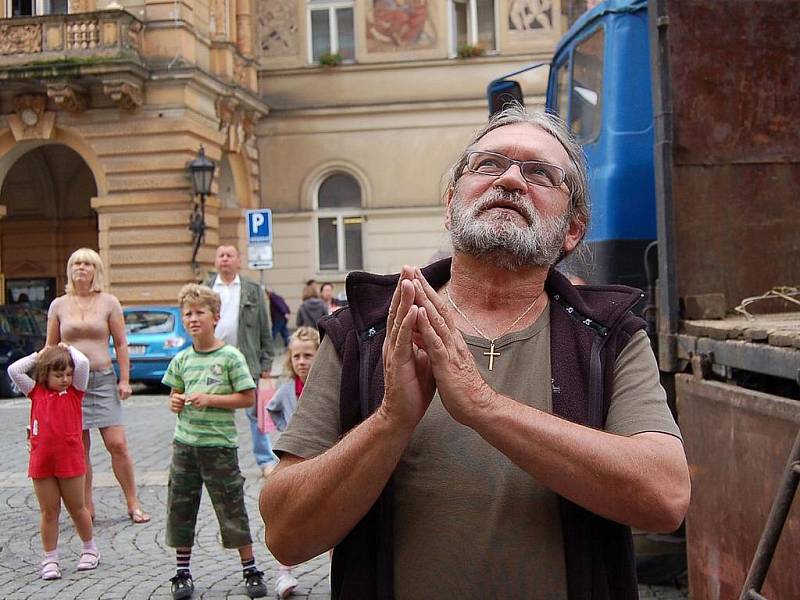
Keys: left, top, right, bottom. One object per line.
{"left": 0, "top": 391, "right": 688, "bottom": 599}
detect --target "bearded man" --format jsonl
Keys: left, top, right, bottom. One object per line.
{"left": 259, "top": 106, "right": 690, "bottom": 600}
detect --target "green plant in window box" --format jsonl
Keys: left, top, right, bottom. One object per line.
{"left": 457, "top": 44, "right": 485, "bottom": 59}
{"left": 318, "top": 52, "right": 344, "bottom": 66}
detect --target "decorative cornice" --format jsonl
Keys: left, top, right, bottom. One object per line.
{"left": 214, "top": 95, "right": 261, "bottom": 153}
{"left": 13, "top": 93, "right": 48, "bottom": 117}
{"left": 103, "top": 79, "right": 143, "bottom": 110}
{"left": 0, "top": 23, "right": 42, "bottom": 55}
{"left": 46, "top": 81, "right": 87, "bottom": 112}
{"left": 8, "top": 94, "right": 55, "bottom": 141}
{"left": 215, "top": 95, "right": 239, "bottom": 131}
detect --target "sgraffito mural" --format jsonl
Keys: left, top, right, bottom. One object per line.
{"left": 258, "top": 0, "right": 300, "bottom": 59}
{"left": 367, "top": 0, "right": 437, "bottom": 52}
{"left": 508, "top": 0, "right": 554, "bottom": 32}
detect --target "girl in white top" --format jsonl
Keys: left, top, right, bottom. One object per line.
{"left": 8, "top": 344, "right": 100, "bottom": 579}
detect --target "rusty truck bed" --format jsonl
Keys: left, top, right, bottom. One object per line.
{"left": 676, "top": 313, "right": 800, "bottom": 383}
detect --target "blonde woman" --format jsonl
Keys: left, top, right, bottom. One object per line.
{"left": 46, "top": 248, "right": 150, "bottom": 524}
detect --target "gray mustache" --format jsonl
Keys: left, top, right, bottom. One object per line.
{"left": 473, "top": 190, "right": 535, "bottom": 223}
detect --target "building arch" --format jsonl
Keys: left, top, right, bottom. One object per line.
{"left": 300, "top": 159, "right": 372, "bottom": 212}
{"left": 219, "top": 151, "right": 255, "bottom": 209}
{"left": 0, "top": 137, "right": 100, "bottom": 306}
{"left": 0, "top": 127, "right": 108, "bottom": 198}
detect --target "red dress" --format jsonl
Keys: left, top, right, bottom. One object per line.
{"left": 28, "top": 384, "right": 86, "bottom": 479}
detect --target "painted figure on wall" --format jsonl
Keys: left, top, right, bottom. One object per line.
{"left": 367, "top": 0, "right": 437, "bottom": 52}
{"left": 258, "top": 0, "right": 300, "bottom": 58}
{"left": 509, "top": 0, "right": 554, "bottom": 31}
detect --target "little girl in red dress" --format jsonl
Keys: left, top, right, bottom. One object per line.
{"left": 8, "top": 343, "right": 100, "bottom": 580}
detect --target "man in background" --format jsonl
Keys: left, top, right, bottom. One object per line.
{"left": 206, "top": 246, "right": 278, "bottom": 477}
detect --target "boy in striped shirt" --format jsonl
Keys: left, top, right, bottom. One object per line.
{"left": 162, "top": 284, "right": 267, "bottom": 599}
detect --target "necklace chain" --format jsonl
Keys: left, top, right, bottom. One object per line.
{"left": 73, "top": 293, "right": 97, "bottom": 320}
{"left": 445, "top": 287, "right": 542, "bottom": 371}
{"left": 445, "top": 288, "right": 542, "bottom": 343}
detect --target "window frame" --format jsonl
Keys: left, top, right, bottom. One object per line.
{"left": 306, "top": 0, "right": 355, "bottom": 64}
{"left": 552, "top": 57, "right": 571, "bottom": 119}
{"left": 6, "top": 0, "right": 67, "bottom": 16}
{"left": 566, "top": 24, "right": 605, "bottom": 145}
{"left": 314, "top": 172, "right": 365, "bottom": 274}
{"left": 448, "top": 0, "right": 499, "bottom": 57}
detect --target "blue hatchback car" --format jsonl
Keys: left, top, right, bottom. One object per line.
{"left": 111, "top": 306, "right": 191, "bottom": 384}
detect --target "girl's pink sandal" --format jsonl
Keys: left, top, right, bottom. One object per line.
{"left": 77, "top": 549, "right": 100, "bottom": 571}
{"left": 41, "top": 560, "right": 61, "bottom": 580}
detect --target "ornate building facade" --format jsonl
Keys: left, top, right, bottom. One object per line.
{"left": 0, "top": 0, "right": 266, "bottom": 305}
{"left": 0, "top": 0, "right": 564, "bottom": 309}
{"left": 255, "top": 0, "right": 563, "bottom": 308}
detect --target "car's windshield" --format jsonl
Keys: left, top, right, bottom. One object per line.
{"left": 125, "top": 311, "right": 175, "bottom": 334}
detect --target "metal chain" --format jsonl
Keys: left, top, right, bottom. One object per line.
{"left": 445, "top": 287, "right": 543, "bottom": 344}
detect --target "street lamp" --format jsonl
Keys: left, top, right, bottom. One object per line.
{"left": 187, "top": 146, "right": 215, "bottom": 273}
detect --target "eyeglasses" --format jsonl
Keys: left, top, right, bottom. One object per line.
{"left": 465, "top": 150, "right": 567, "bottom": 188}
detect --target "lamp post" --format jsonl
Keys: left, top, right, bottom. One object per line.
{"left": 187, "top": 146, "right": 215, "bottom": 273}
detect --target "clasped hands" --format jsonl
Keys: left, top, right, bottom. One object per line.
{"left": 380, "top": 266, "right": 493, "bottom": 431}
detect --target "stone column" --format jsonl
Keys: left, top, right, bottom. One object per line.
{"left": 235, "top": 0, "right": 254, "bottom": 58}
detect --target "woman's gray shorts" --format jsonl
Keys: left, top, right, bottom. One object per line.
{"left": 82, "top": 368, "right": 123, "bottom": 430}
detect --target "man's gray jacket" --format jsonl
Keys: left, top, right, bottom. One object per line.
{"left": 204, "top": 273, "right": 274, "bottom": 379}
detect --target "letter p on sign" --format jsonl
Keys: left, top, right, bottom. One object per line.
{"left": 246, "top": 209, "right": 272, "bottom": 245}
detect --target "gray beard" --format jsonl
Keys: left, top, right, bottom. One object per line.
{"left": 449, "top": 188, "right": 570, "bottom": 270}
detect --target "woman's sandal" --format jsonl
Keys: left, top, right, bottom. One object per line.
{"left": 41, "top": 561, "right": 62, "bottom": 580}
{"left": 77, "top": 549, "right": 101, "bottom": 571}
{"left": 128, "top": 507, "right": 151, "bottom": 524}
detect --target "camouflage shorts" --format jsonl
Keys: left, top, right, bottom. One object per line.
{"left": 165, "top": 441, "right": 253, "bottom": 549}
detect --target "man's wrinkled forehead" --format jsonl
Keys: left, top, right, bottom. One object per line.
{"left": 471, "top": 122, "right": 569, "bottom": 165}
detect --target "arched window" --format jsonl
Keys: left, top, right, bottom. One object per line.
{"left": 316, "top": 172, "right": 363, "bottom": 272}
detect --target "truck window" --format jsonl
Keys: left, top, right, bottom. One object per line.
{"left": 570, "top": 28, "right": 604, "bottom": 143}
{"left": 553, "top": 60, "right": 570, "bottom": 117}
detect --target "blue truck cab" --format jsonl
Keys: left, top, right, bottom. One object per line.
{"left": 547, "top": 0, "right": 654, "bottom": 288}
{"left": 489, "top": 0, "right": 656, "bottom": 288}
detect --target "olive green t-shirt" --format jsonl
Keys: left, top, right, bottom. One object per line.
{"left": 275, "top": 308, "right": 681, "bottom": 600}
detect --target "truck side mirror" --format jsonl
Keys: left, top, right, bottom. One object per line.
{"left": 487, "top": 79, "right": 524, "bottom": 116}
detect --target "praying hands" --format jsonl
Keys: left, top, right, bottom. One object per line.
{"left": 381, "top": 265, "right": 494, "bottom": 429}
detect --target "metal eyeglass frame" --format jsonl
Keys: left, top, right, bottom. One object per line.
{"left": 465, "top": 150, "right": 567, "bottom": 188}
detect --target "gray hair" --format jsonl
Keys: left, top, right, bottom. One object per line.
{"left": 445, "top": 103, "right": 590, "bottom": 240}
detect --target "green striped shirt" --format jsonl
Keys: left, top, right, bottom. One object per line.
{"left": 162, "top": 344, "right": 256, "bottom": 448}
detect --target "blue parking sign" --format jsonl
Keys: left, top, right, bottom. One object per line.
{"left": 246, "top": 209, "right": 272, "bottom": 244}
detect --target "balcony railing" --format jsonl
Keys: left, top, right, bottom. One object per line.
{"left": 0, "top": 10, "right": 144, "bottom": 69}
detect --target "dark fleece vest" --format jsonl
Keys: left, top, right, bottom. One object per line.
{"left": 319, "top": 258, "right": 645, "bottom": 600}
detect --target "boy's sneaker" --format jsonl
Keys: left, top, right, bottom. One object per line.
{"left": 275, "top": 570, "right": 298, "bottom": 599}
{"left": 243, "top": 568, "right": 267, "bottom": 598}
{"left": 170, "top": 570, "right": 194, "bottom": 600}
